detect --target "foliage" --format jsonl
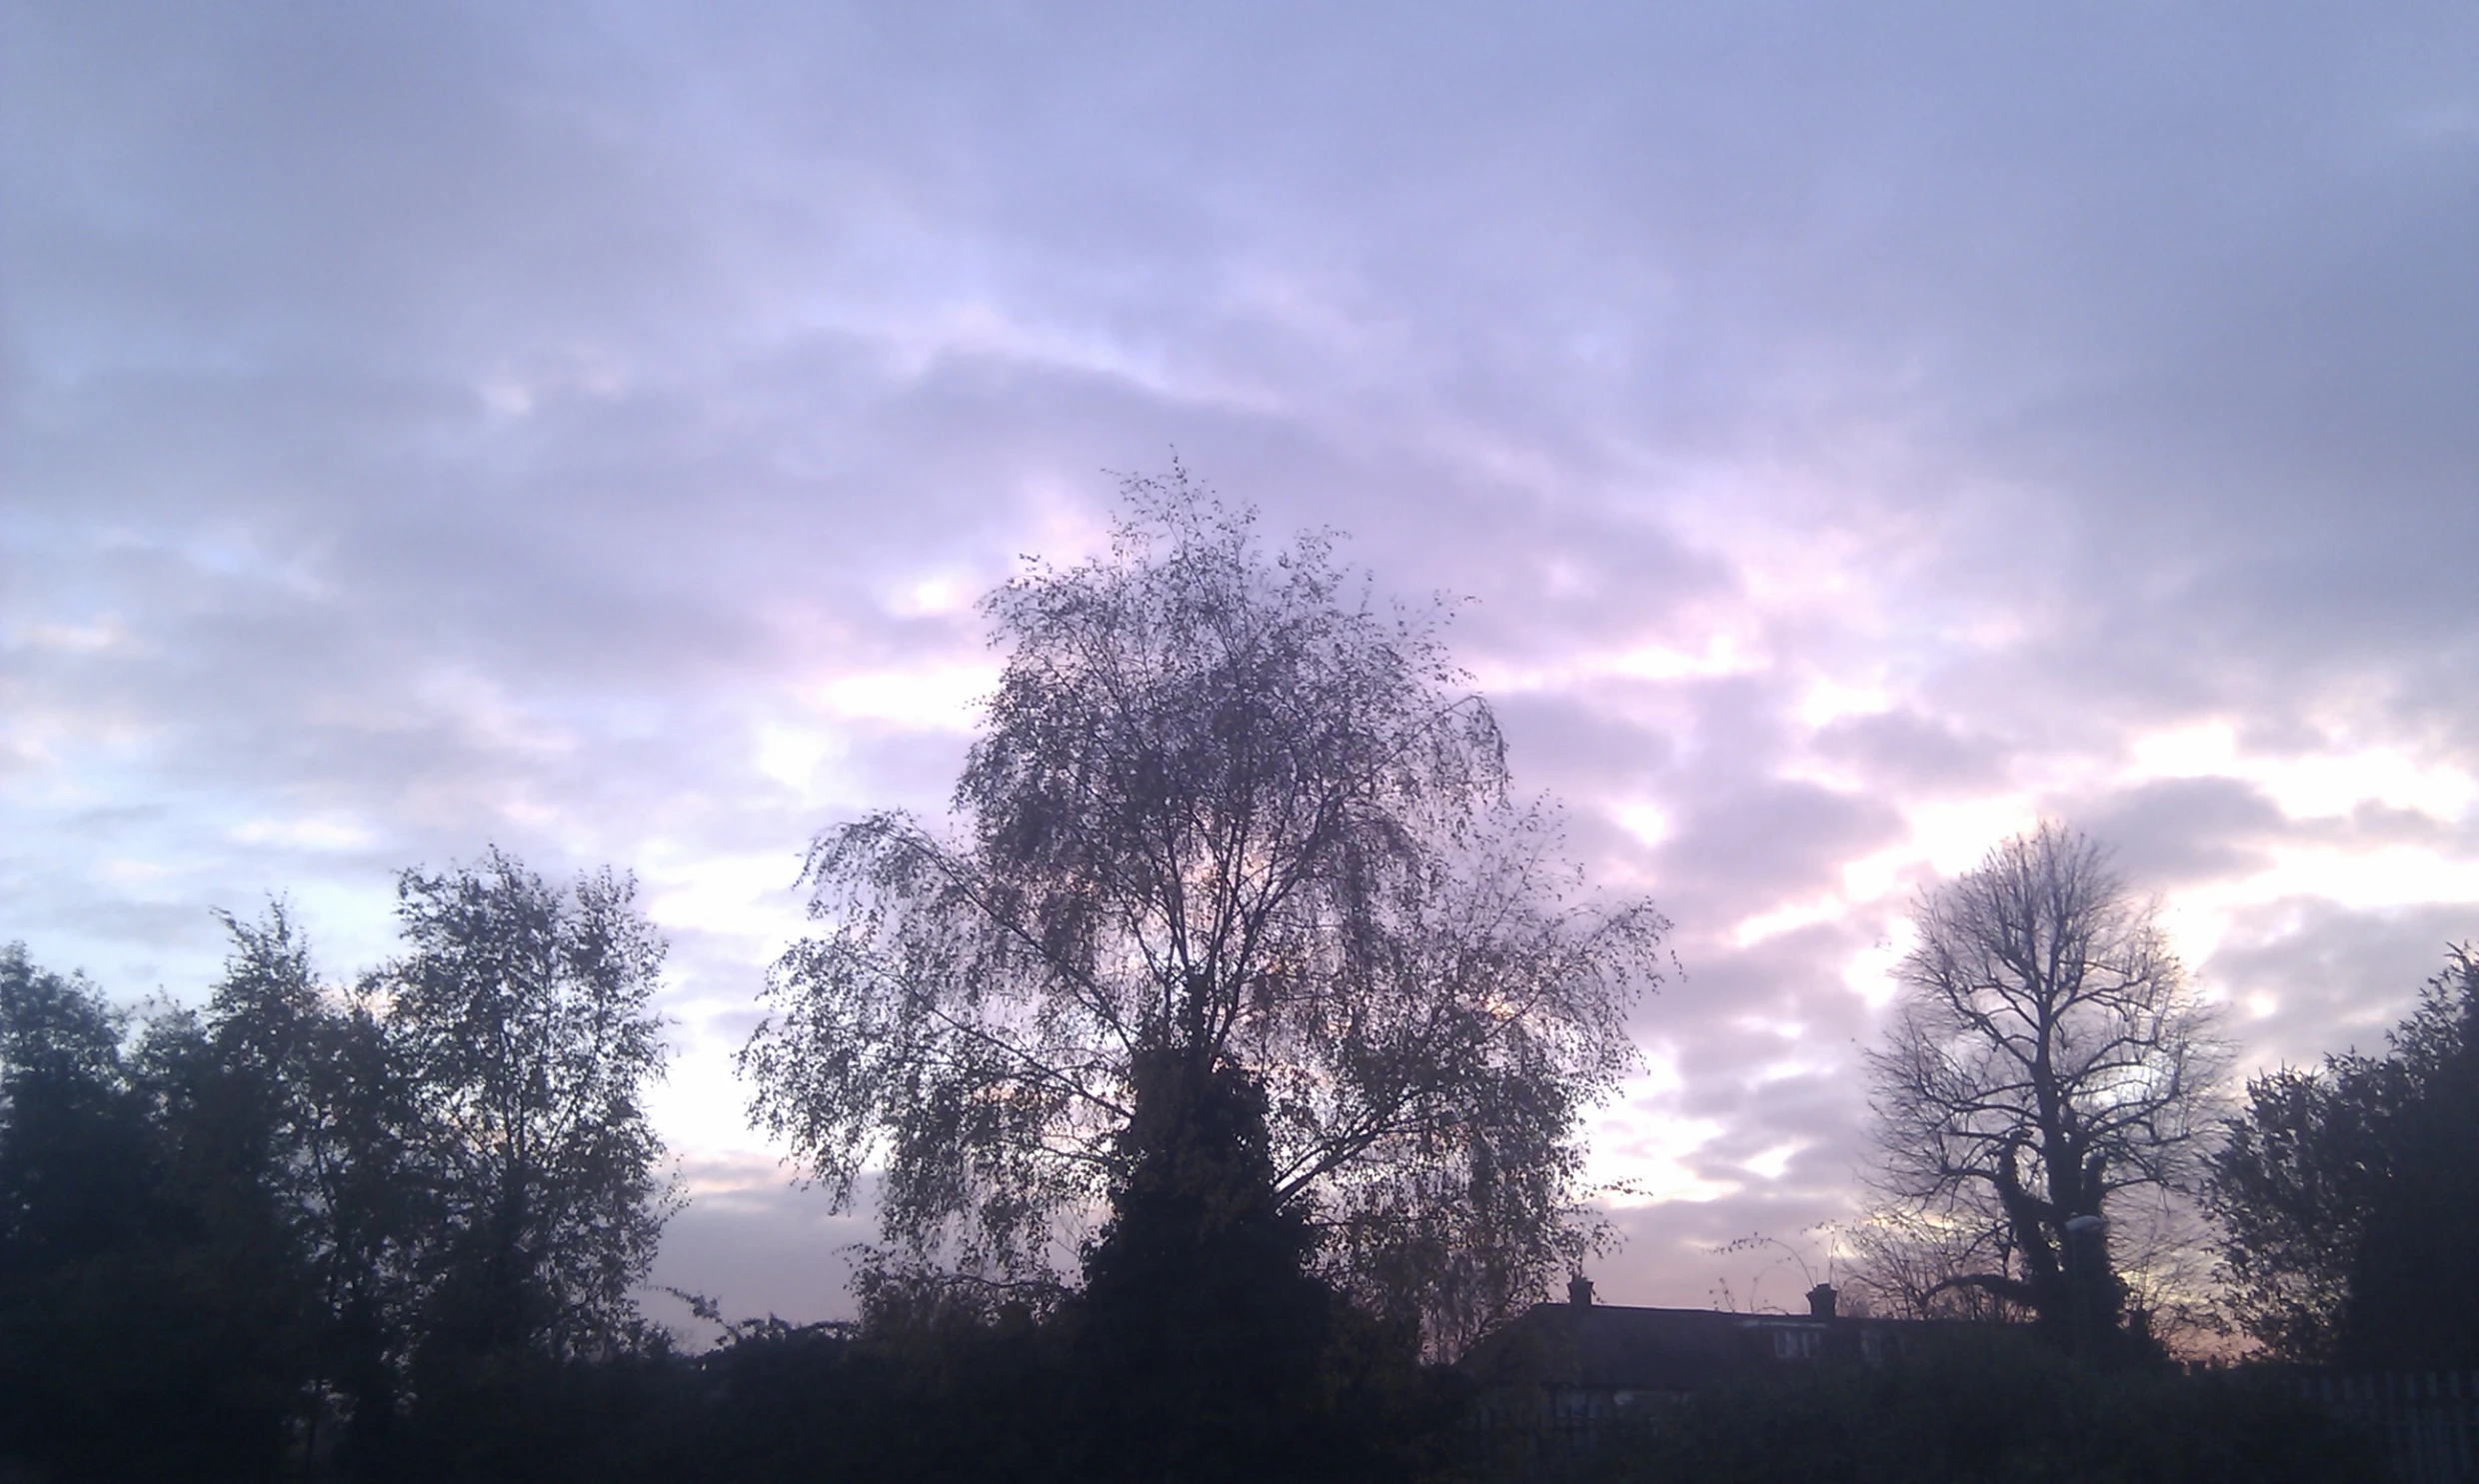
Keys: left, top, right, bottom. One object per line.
{"left": 1066, "top": 1046, "right": 1455, "bottom": 1482}
{"left": 375, "top": 848, "right": 678, "bottom": 1366}
{"left": 0, "top": 850, "right": 678, "bottom": 1480}
{"left": 1072, "top": 1050, "right": 1333, "bottom": 1476}
{"left": 1860, "top": 824, "right": 2228, "bottom": 1355}
{"left": 1579, "top": 1336, "right": 2381, "bottom": 1484}
{"left": 165, "top": 903, "right": 431, "bottom": 1459}
{"left": 0, "top": 942, "right": 311, "bottom": 1482}
{"left": 2204, "top": 1062, "right": 2396, "bottom": 1362}
{"left": 2208, "top": 945, "right": 2479, "bottom": 1366}
{"left": 743, "top": 471, "right": 1664, "bottom": 1352}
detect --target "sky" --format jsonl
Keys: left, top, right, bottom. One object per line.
{"left": 5, "top": 0, "right": 2476, "bottom": 1335}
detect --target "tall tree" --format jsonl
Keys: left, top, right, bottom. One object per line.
{"left": 742, "top": 474, "right": 1663, "bottom": 1352}
{"left": 2208, "top": 945, "right": 2479, "bottom": 1366}
{"left": 375, "top": 848, "right": 678, "bottom": 1364}
{"left": 1862, "top": 824, "right": 2227, "bottom": 1355}
{"left": 0, "top": 946, "right": 148, "bottom": 1274}
{"left": 1071, "top": 1047, "right": 1344, "bottom": 1481}
{"left": 0, "top": 944, "right": 309, "bottom": 1482}
{"left": 180, "top": 904, "right": 428, "bottom": 1458}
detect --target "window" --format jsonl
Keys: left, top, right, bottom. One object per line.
{"left": 1770, "top": 1326, "right": 1823, "bottom": 1360}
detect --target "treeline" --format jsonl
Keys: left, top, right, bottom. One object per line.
{"left": 0, "top": 850, "right": 676, "bottom": 1481}
{"left": 0, "top": 853, "right": 1454, "bottom": 1483}
{"left": 7, "top": 863, "right": 2465, "bottom": 1484}
{"left": 1572, "top": 1335, "right": 2386, "bottom": 1484}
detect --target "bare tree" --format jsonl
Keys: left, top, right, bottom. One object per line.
{"left": 1840, "top": 1207, "right": 2027, "bottom": 1324}
{"left": 740, "top": 473, "right": 1665, "bottom": 1354}
{"left": 1861, "top": 823, "right": 2227, "bottom": 1354}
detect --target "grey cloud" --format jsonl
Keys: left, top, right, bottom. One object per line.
{"left": 2207, "top": 897, "right": 2479, "bottom": 1068}
{"left": 644, "top": 1159, "right": 874, "bottom": 1334}
{"left": 2068, "top": 775, "right": 2288, "bottom": 886}
{"left": 1813, "top": 710, "right": 2009, "bottom": 795}
{"left": 1653, "top": 778, "right": 1905, "bottom": 912}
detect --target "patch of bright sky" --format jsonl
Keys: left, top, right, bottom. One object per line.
{"left": 476, "top": 376, "right": 534, "bottom": 421}
{"left": 637, "top": 841, "right": 813, "bottom": 950}
{"left": 0, "top": 713, "right": 154, "bottom": 809}
{"left": 1732, "top": 895, "right": 1844, "bottom": 948}
{"left": 95, "top": 855, "right": 178, "bottom": 888}
{"left": 811, "top": 661, "right": 997, "bottom": 731}
{"left": 1743, "top": 1142, "right": 1803, "bottom": 1182}
{"left": 1471, "top": 629, "right": 1764, "bottom": 698}
{"left": 753, "top": 723, "right": 848, "bottom": 803}
{"left": 1903, "top": 794, "right": 2045, "bottom": 875}
{"left": 414, "top": 666, "right": 580, "bottom": 757}
{"left": 1840, "top": 923, "right": 1914, "bottom": 1011}
{"left": 634, "top": 841, "right": 821, "bottom": 1156}
{"left": 671, "top": 1152, "right": 833, "bottom": 1208}
{"left": 1728, "top": 787, "right": 2040, "bottom": 947}
{"left": 11, "top": 617, "right": 134, "bottom": 656}
{"left": 167, "top": 528, "right": 333, "bottom": 603}
{"left": 1586, "top": 1106, "right": 1736, "bottom": 1207}
{"left": 645, "top": 1054, "right": 782, "bottom": 1158}
{"left": 1611, "top": 800, "right": 1671, "bottom": 850}
{"left": 892, "top": 572, "right": 976, "bottom": 618}
{"left": 1578, "top": 1054, "right": 1735, "bottom": 1205}
{"left": 828, "top": 291, "right": 1233, "bottom": 413}
{"left": 1747, "top": 1054, "right": 1837, "bottom": 1090}
{"left": 229, "top": 813, "right": 377, "bottom": 852}
{"left": 1795, "top": 676, "right": 1892, "bottom": 730}
{"left": 267, "top": 876, "right": 401, "bottom": 972}
{"left": 2161, "top": 846, "right": 2479, "bottom": 980}
{"left": 2130, "top": 721, "right": 2478, "bottom": 822}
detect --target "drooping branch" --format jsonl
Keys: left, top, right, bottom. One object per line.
{"left": 741, "top": 474, "right": 1662, "bottom": 1353}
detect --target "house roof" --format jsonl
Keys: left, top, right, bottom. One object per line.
{"left": 1459, "top": 1302, "right": 1943, "bottom": 1393}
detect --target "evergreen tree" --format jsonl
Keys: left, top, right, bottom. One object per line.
{"left": 2210, "top": 946, "right": 2479, "bottom": 1368}
{"left": 1074, "top": 1047, "right": 1339, "bottom": 1482}
{"left": 2335, "top": 948, "right": 2479, "bottom": 1369}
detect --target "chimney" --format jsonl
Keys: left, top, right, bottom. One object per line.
{"left": 1805, "top": 1283, "right": 1837, "bottom": 1319}
{"left": 1567, "top": 1273, "right": 1595, "bottom": 1308}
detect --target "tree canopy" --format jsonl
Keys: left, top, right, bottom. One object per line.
{"left": 2208, "top": 945, "right": 2479, "bottom": 1366}
{"left": 741, "top": 473, "right": 1665, "bottom": 1352}
{"left": 0, "top": 850, "right": 678, "bottom": 1479}
{"left": 376, "top": 850, "right": 677, "bottom": 1364}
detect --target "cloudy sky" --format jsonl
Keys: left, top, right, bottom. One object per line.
{"left": 6, "top": 1, "right": 2476, "bottom": 1332}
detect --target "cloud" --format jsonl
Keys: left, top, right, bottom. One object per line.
{"left": 2204, "top": 897, "right": 2479, "bottom": 1067}
{"left": 642, "top": 1157, "right": 875, "bottom": 1339}
{"left": 2074, "top": 776, "right": 2289, "bottom": 885}
{"left": 5, "top": 0, "right": 2475, "bottom": 1318}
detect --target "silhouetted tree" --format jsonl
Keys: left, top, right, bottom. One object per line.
{"left": 743, "top": 471, "right": 1664, "bottom": 1354}
{"left": 179, "top": 903, "right": 429, "bottom": 1466}
{"left": 0, "top": 945, "right": 149, "bottom": 1271}
{"left": 0, "top": 943, "right": 307, "bottom": 1482}
{"left": 2209, "top": 945, "right": 2479, "bottom": 1366}
{"left": 374, "top": 849, "right": 678, "bottom": 1372}
{"left": 1862, "top": 824, "right": 2228, "bottom": 1357}
{"left": 2339, "top": 948, "right": 2479, "bottom": 1367}
{"left": 1071, "top": 1046, "right": 1340, "bottom": 1480}
{"left": 1840, "top": 1205, "right": 2026, "bottom": 1323}
{"left": 0, "top": 857, "right": 681, "bottom": 1482}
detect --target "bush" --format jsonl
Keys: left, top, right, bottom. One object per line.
{"left": 1581, "top": 1336, "right": 2381, "bottom": 1484}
